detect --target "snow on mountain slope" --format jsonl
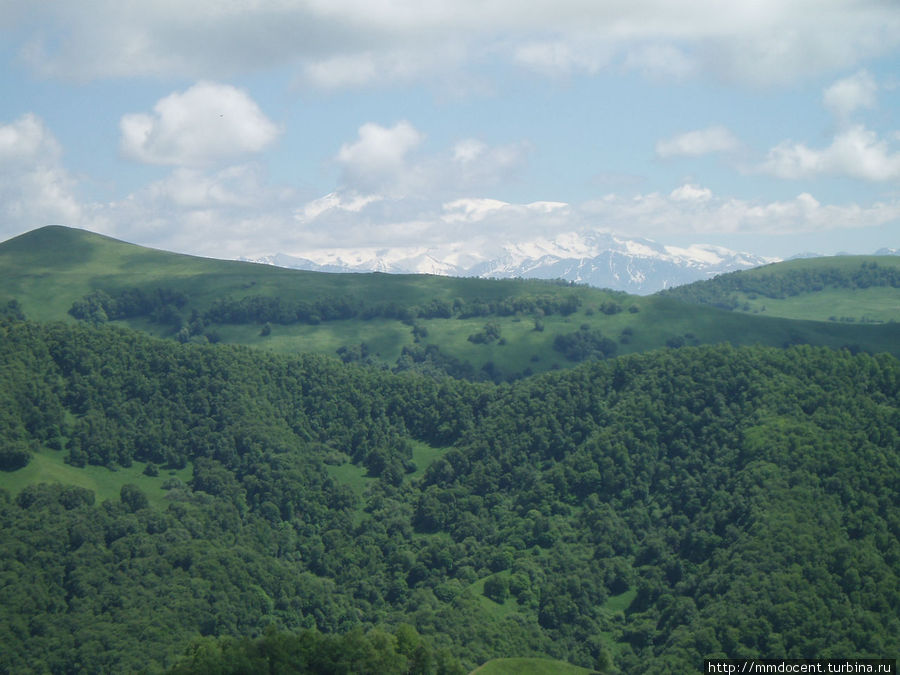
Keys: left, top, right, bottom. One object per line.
{"left": 243, "top": 231, "right": 779, "bottom": 294}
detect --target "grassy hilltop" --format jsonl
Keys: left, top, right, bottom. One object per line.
{"left": 661, "top": 254, "right": 900, "bottom": 324}
{"left": 3, "top": 226, "right": 900, "bottom": 382}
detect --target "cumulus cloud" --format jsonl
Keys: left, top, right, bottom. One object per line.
{"left": 8, "top": 1, "right": 900, "bottom": 87}
{"left": 823, "top": 70, "right": 878, "bottom": 121}
{"left": 759, "top": 125, "right": 900, "bottom": 181}
{"left": 332, "top": 122, "right": 529, "bottom": 198}
{"left": 656, "top": 126, "right": 740, "bottom": 158}
{"left": 669, "top": 184, "right": 713, "bottom": 202}
{"left": 120, "top": 82, "right": 280, "bottom": 167}
{"left": 0, "top": 114, "right": 83, "bottom": 236}
{"left": 335, "top": 121, "right": 425, "bottom": 194}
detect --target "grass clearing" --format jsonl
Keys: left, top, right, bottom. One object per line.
{"left": 325, "top": 462, "right": 375, "bottom": 497}
{"left": 470, "top": 657, "right": 594, "bottom": 675}
{"left": 599, "top": 588, "right": 636, "bottom": 616}
{"left": 735, "top": 286, "right": 900, "bottom": 323}
{"left": 465, "top": 571, "right": 524, "bottom": 621}
{"left": 0, "top": 446, "right": 192, "bottom": 508}
{"left": 409, "top": 440, "right": 448, "bottom": 480}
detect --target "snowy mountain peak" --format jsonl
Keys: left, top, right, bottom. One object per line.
{"left": 242, "top": 231, "right": 779, "bottom": 294}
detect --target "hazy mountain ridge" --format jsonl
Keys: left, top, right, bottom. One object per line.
{"left": 243, "top": 231, "right": 779, "bottom": 294}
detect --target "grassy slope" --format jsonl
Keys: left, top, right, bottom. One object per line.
{"left": 470, "top": 658, "right": 594, "bottom": 674}
{"left": 663, "top": 255, "right": 900, "bottom": 323}
{"left": 0, "top": 226, "right": 594, "bottom": 322}
{"left": 3, "top": 227, "right": 899, "bottom": 377}
{"left": 0, "top": 446, "right": 192, "bottom": 508}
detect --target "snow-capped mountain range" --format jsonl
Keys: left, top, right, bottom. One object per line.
{"left": 243, "top": 231, "right": 780, "bottom": 294}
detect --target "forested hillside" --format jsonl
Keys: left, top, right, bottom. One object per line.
{"left": 1, "top": 314, "right": 898, "bottom": 672}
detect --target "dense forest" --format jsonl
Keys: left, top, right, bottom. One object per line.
{"left": 1, "top": 312, "right": 899, "bottom": 672}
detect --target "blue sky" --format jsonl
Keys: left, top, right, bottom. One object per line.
{"left": 1, "top": 1, "right": 899, "bottom": 261}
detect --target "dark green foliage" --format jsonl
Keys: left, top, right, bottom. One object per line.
{"left": 164, "top": 291, "right": 585, "bottom": 328}
{"left": 483, "top": 576, "right": 510, "bottom": 604}
{"left": 337, "top": 342, "right": 371, "bottom": 364}
{"left": 68, "top": 284, "right": 586, "bottom": 332}
{"left": 0, "top": 318, "right": 899, "bottom": 672}
{"left": 553, "top": 326, "right": 617, "bottom": 361}
{"left": 167, "top": 625, "right": 465, "bottom": 674}
{"left": 394, "top": 344, "right": 477, "bottom": 380}
{"left": 0, "top": 440, "right": 32, "bottom": 470}
{"left": 468, "top": 322, "right": 502, "bottom": 344}
{"left": 69, "top": 287, "right": 187, "bottom": 324}
{"left": 120, "top": 484, "right": 149, "bottom": 512}
{"left": 1, "top": 299, "right": 25, "bottom": 321}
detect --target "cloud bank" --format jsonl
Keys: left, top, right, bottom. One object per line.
{"left": 9, "top": 1, "right": 900, "bottom": 88}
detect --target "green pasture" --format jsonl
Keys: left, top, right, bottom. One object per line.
{"left": 0, "top": 446, "right": 192, "bottom": 509}
{"left": 732, "top": 286, "right": 900, "bottom": 323}
{"left": 467, "top": 571, "right": 524, "bottom": 621}
{"left": 470, "top": 657, "right": 595, "bottom": 674}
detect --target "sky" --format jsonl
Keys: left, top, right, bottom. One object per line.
{"left": 1, "top": 0, "right": 899, "bottom": 262}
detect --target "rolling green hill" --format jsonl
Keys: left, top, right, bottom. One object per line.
{"left": 3, "top": 227, "right": 900, "bottom": 381}
{"left": 660, "top": 255, "right": 900, "bottom": 324}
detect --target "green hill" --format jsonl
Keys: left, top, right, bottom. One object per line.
{"left": 3, "top": 227, "right": 900, "bottom": 381}
{"left": 660, "top": 255, "right": 900, "bottom": 324}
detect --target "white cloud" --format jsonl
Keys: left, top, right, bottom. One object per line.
{"left": 9, "top": 1, "right": 900, "bottom": 87}
{"left": 624, "top": 44, "right": 696, "bottom": 80}
{"left": 513, "top": 39, "right": 612, "bottom": 77}
{"left": 335, "top": 121, "right": 424, "bottom": 194}
{"left": 95, "top": 161, "right": 301, "bottom": 258}
{"left": 669, "top": 184, "right": 713, "bottom": 202}
{"left": 441, "top": 198, "right": 515, "bottom": 223}
{"left": 120, "top": 82, "right": 280, "bottom": 167}
{"left": 759, "top": 125, "right": 900, "bottom": 181}
{"left": 823, "top": 70, "right": 878, "bottom": 120}
{"left": 583, "top": 187, "right": 900, "bottom": 236}
{"left": 656, "top": 126, "right": 740, "bottom": 158}
{"left": 284, "top": 183, "right": 900, "bottom": 254}
{"left": 297, "top": 192, "right": 384, "bottom": 222}
{"left": 333, "top": 122, "right": 529, "bottom": 197}
{"left": 299, "top": 43, "right": 469, "bottom": 90}
{"left": 450, "top": 138, "right": 531, "bottom": 188}
{"left": 0, "top": 114, "right": 83, "bottom": 235}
